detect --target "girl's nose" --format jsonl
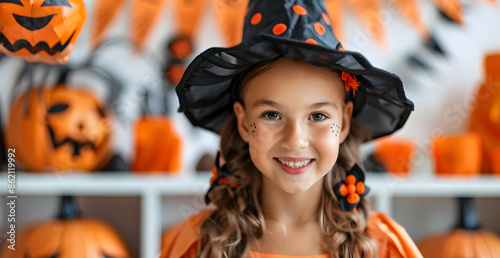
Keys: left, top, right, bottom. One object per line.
{"left": 281, "top": 121, "right": 308, "bottom": 150}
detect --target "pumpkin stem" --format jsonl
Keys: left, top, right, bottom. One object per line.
{"left": 456, "top": 197, "right": 481, "bottom": 230}
{"left": 57, "top": 196, "right": 80, "bottom": 219}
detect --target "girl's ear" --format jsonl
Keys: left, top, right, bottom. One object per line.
{"left": 233, "top": 101, "right": 250, "bottom": 143}
{"left": 340, "top": 101, "right": 353, "bottom": 144}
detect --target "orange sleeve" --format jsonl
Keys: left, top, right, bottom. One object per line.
{"left": 160, "top": 210, "right": 214, "bottom": 258}
{"left": 365, "top": 213, "right": 423, "bottom": 258}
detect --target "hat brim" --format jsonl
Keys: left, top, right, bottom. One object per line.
{"left": 176, "top": 34, "right": 414, "bottom": 140}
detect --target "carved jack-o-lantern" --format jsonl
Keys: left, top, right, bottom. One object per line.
{"left": 0, "top": 196, "right": 131, "bottom": 257}
{"left": 469, "top": 54, "right": 500, "bottom": 174}
{"left": 6, "top": 86, "right": 112, "bottom": 172}
{"left": 0, "top": 0, "right": 86, "bottom": 64}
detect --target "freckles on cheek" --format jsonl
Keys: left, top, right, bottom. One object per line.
{"left": 317, "top": 125, "right": 340, "bottom": 145}
{"left": 249, "top": 125, "right": 274, "bottom": 151}
{"left": 330, "top": 123, "right": 340, "bottom": 137}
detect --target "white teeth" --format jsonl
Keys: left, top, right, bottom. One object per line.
{"left": 277, "top": 158, "right": 312, "bottom": 168}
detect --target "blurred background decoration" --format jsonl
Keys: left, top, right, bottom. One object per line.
{"left": 4, "top": 49, "right": 122, "bottom": 172}
{"left": 432, "top": 132, "right": 482, "bottom": 176}
{"left": 417, "top": 198, "right": 500, "bottom": 257}
{"left": 131, "top": 90, "right": 183, "bottom": 173}
{"left": 469, "top": 53, "right": 500, "bottom": 175}
{"left": 0, "top": 196, "right": 131, "bottom": 257}
{"left": 91, "top": 0, "right": 247, "bottom": 52}
{"left": 371, "top": 138, "right": 415, "bottom": 176}
{"left": 0, "top": 0, "right": 87, "bottom": 64}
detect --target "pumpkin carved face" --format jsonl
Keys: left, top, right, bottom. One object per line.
{"left": 6, "top": 86, "right": 112, "bottom": 172}
{"left": 0, "top": 0, "right": 86, "bottom": 64}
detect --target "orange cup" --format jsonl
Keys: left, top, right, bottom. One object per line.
{"left": 373, "top": 138, "right": 415, "bottom": 176}
{"left": 432, "top": 133, "right": 482, "bottom": 176}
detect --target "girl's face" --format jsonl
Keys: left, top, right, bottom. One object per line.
{"left": 234, "top": 59, "right": 353, "bottom": 194}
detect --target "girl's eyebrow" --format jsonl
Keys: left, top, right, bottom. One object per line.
{"left": 253, "top": 99, "right": 282, "bottom": 108}
{"left": 311, "top": 102, "right": 338, "bottom": 109}
{"left": 253, "top": 99, "right": 338, "bottom": 109}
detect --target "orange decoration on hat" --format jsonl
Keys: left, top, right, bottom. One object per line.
{"left": 314, "top": 22, "right": 326, "bottom": 35}
{"left": 322, "top": 13, "right": 331, "bottom": 25}
{"left": 273, "top": 24, "right": 287, "bottom": 35}
{"left": 342, "top": 72, "right": 359, "bottom": 96}
{"left": 251, "top": 13, "right": 262, "bottom": 25}
{"left": 305, "top": 38, "right": 318, "bottom": 45}
{"left": 293, "top": 5, "right": 307, "bottom": 15}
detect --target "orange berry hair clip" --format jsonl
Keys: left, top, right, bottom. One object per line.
{"left": 334, "top": 164, "right": 370, "bottom": 212}
{"left": 206, "top": 152, "right": 240, "bottom": 205}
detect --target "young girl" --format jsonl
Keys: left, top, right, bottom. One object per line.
{"left": 162, "top": 1, "right": 421, "bottom": 257}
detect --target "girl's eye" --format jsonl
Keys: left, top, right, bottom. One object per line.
{"left": 262, "top": 111, "right": 281, "bottom": 120}
{"left": 310, "top": 113, "right": 328, "bottom": 121}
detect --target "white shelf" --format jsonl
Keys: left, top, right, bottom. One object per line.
{"left": 3, "top": 172, "right": 500, "bottom": 197}
{"left": 2, "top": 172, "right": 500, "bottom": 258}
{"left": 1, "top": 172, "right": 212, "bottom": 196}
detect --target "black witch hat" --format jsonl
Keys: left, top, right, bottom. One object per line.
{"left": 176, "top": 0, "right": 414, "bottom": 140}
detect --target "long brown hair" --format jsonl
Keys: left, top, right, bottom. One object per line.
{"left": 199, "top": 57, "right": 378, "bottom": 257}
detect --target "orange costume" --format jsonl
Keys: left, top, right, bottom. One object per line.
{"left": 160, "top": 210, "right": 423, "bottom": 258}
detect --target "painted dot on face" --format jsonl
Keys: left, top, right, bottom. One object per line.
{"left": 250, "top": 123, "right": 256, "bottom": 135}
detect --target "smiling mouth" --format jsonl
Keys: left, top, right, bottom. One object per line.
{"left": 47, "top": 125, "right": 95, "bottom": 157}
{"left": 0, "top": 31, "right": 75, "bottom": 55}
{"left": 275, "top": 158, "right": 314, "bottom": 168}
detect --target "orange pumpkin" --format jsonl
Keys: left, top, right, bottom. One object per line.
{"left": 418, "top": 198, "right": 500, "bottom": 257}
{"left": 469, "top": 53, "right": 500, "bottom": 174}
{"left": 0, "top": 0, "right": 86, "bottom": 64}
{"left": 6, "top": 86, "right": 112, "bottom": 172}
{"left": 131, "top": 116, "right": 182, "bottom": 173}
{"left": 0, "top": 196, "right": 131, "bottom": 258}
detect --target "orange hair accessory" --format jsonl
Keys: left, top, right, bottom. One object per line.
{"left": 206, "top": 152, "right": 240, "bottom": 204}
{"left": 334, "top": 164, "right": 370, "bottom": 212}
{"left": 341, "top": 72, "right": 359, "bottom": 96}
